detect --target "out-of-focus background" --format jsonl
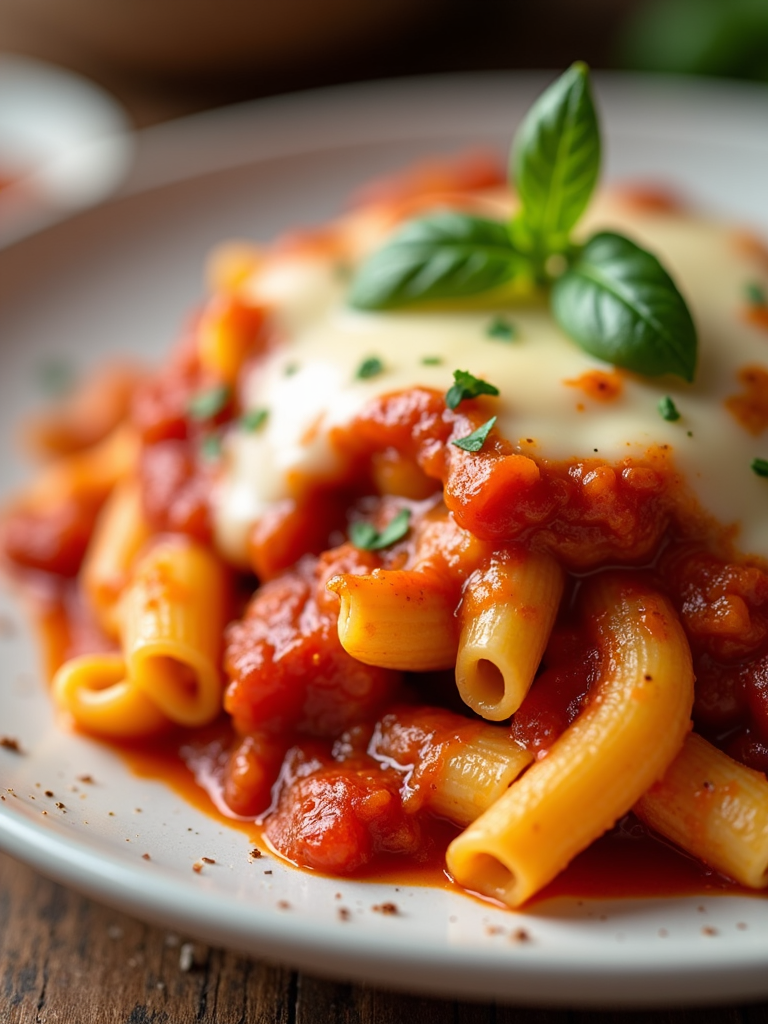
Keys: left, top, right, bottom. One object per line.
{"left": 1, "top": 0, "right": 767, "bottom": 246}
{"left": 2, "top": 0, "right": 768, "bottom": 128}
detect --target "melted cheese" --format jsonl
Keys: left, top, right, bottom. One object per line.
{"left": 213, "top": 196, "right": 768, "bottom": 565}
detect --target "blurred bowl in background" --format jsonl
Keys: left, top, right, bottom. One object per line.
{"left": 0, "top": 53, "right": 133, "bottom": 247}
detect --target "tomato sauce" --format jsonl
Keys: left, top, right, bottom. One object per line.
{"left": 115, "top": 723, "right": 747, "bottom": 904}
{"left": 8, "top": 364, "right": 768, "bottom": 906}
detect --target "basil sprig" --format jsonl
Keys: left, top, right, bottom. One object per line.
{"left": 348, "top": 213, "right": 526, "bottom": 310}
{"left": 512, "top": 60, "right": 600, "bottom": 255}
{"left": 348, "top": 62, "right": 698, "bottom": 383}
{"left": 552, "top": 233, "right": 697, "bottom": 382}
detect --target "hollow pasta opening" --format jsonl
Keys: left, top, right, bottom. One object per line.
{"left": 143, "top": 655, "right": 199, "bottom": 709}
{"left": 467, "top": 852, "right": 517, "bottom": 903}
{"left": 472, "top": 658, "right": 505, "bottom": 710}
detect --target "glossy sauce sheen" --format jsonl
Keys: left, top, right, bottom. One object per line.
{"left": 119, "top": 733, "right": 741, "bottom": 903}
{"left": 30, "top": 587, "right": 757, "bottom": 904}
{"left": 10, "top": 171, "right": 768, "bottom": 909}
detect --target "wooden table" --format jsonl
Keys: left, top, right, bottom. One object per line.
{"left": 2, "top": 850, "right": 768, "bottom": 1024}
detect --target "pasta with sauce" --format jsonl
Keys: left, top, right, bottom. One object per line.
{"left": 6, "top": 66, "right": 768, "bottom": 909}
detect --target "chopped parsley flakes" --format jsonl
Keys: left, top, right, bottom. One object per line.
{"left": 486, "top": 317, "right": 517, "bottom": 342}
{"left": 241, "top": 408, "right": 268, "bottom": 432}
{"left": 658, "top": 396, "right": 681, "bottom": 422}
{"left": 445, "top": 370, "right": 500, "bottom": 410}
{"left": 452, "top": 416, "right": 497, "bottom": 453}
{"left": 349, "top": 508, "right": 411, "bottom": 551}
{"left": 356, "top": 356, "right": 384, "bottom": 380}
{"left": 200, "top": 434, "right": 222, "bottom": 461}
{"left": 188, "top": 384, "right": 230, "bottom": 421}
{"left": 745, "top": 282, "right": 767, "bottom": 307}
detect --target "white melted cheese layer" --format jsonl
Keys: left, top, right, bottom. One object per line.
{"left": 214, "top": 199, "right": 768, "bottom": 565}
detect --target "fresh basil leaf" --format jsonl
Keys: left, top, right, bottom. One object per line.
{"left": 348, "top": 212, "right": 525, "bottom": 310}
{"left": 512, "top": 62, "right": 601, "bottom": 249}
{"left": 751, "top": 457, "right": 768, "bottom": 478}
{"left": 445, "top": 370, "right": 500, "bottom": 410}
{"left": 349, "top": 508, "right": 411, "bottom": 551}
{"left": 551, "top": 231, "right": 697, "bottom": 382}
{"left": 452, "top": 416, "right": 497, "bottom": 452}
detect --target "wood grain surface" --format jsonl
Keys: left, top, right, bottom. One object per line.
{"left": 2, "top": 851, "right": 768, "bottom": 1024}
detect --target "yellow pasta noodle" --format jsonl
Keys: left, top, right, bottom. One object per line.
{"left": 53, "top": 653, "right": 170, "bottom": 738}
{"left": 635, "top": 732, "right": 768, "bottom": 889}
{"left": 23, "top": 423, "right": 137, "bottom": 510}
{"left": 427, "top": 726, "right": 533, "bottom": 827}
{"left": 446, "top": 573, "right": 694, "bottom": 907}
{"left": 81, "top": 477, "right": 152, "bottom": 639}
{"left": 327, "top": 568, "right": 458, "bottom": 671}
{"left": 122, "top": 537, "right": 227, "bottom": 727}
{"left": 455, "top": 551, "right": 565, "bottom": 720}
{"left": 369, "top": 707, "right": 533, "bottom": 828}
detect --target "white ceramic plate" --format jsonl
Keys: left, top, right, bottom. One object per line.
{"left": 0, "top": 53, "right": 133, "bottom": 247}
{"left": 2, "top": 72, "right": 768, "bottom": 1007}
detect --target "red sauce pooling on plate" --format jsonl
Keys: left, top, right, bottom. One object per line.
{"left": 114, "top": 720, "right": 746, "bottom": 906}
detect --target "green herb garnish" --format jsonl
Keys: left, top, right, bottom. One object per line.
{"left": 445, "top": 370, "right": 500, "bottom": 410}
{"left": 200, "top": 434, "right": 222, "bottom": 461}
{"left": 348, "top": 212, "right": 528, "bottom": 310}
{"left": 745, "top": 282, "right": 767, "bottom": 307}
{"left": 658, "top": 396, "right": 681, "bottom": 422}
{"left": 188, "top": 384, "right": 230, "bottom": 421}
{"left": 452, "top": 416, "right": 497, "bottom": 452}
{"left": 486, "top": 317, "right": 517, "bottom": 341}
{"left": 284, "top": 362, "right": 300, "bottom": 377}
{"left": 349, "top": 508, "right": 411, "bottom": 550}
{"left": 421, "top": 355, "right": 443, "bottom": 366}
{"left": 356, "top": 356, "right": 385, "bottom": 380}
{"left": 348, "top": 62, "right": 697, "bottom": 383}
{"left": 512, "top": 61, "right": 600, "bottom": 256}
{"left": 751, "top": 458, "right": 768, "bottom": 478}
{"left": 241, "top": 408, "right": 268, "bottom": 432}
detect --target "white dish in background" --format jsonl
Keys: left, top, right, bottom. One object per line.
{"left": 0, "top": 53, "right": 133, "bottom": 246}
{"left": 2, "top": 72, "right": 768, "bottom": 1007}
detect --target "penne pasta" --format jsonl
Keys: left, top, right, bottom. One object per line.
{"left": 81, "top": 477, "right": 152, "bottom": 639}
{"left": 22, "top": 423, "right": 138, "bottom": 510}
{"left": 369, "top": 706, "right": 533, "bottom": 827}
{"left": 327, "top": 568, "right": 459, "bottom": 672}
{"left": 23, "top": 362, "right": 145, "bottom": 459}
{"left": 121, "top": 537, "right": 227, "bottom": 727}
{"left": 197, "top": 293, "right": 266, "bottom": 384}
{"left": 635, "top": 733, "right": 768, "bottom": 889}
{"left": 446, "top": 574, "right": 694, "bottom": 907}
{"left": 53, "top": 653, "right": 170, "bottom": 738}
{"left": 455, "top": 550, "right": 565, "bottom": 720}
{"left": 10, "top": 68, "right": 768, "bottom": 909}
